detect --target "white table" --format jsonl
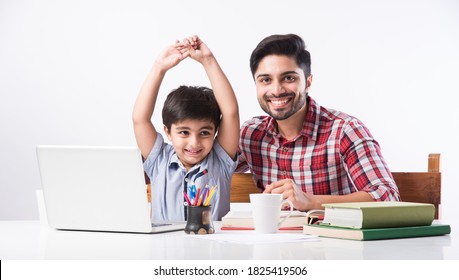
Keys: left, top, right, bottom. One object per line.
{"left": 0, "top": 220, "right": 457, "bottom": 260}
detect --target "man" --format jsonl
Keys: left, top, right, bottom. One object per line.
{"left": 237, "top": 34, "right": 400, "bottom": 211}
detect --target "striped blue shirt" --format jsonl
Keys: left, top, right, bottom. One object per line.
{"left": 144, "top": 133, "right": 237, "bottom": 222}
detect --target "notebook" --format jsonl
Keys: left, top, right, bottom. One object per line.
{"left": 36, "top": 145, "right": 185, "bottom": 233}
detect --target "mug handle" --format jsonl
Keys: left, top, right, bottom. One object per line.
{"left": 277, "top": 199, "right": 294, "bottom": 228}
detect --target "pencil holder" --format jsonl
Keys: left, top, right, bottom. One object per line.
{"left": 184, "top": 205, "right": 215, "bottom": 234}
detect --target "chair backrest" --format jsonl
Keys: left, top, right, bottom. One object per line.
{"left": 230, "top": 173, "right": 260, "bottom": 203}
{"left": 392, "top": 153, "right": 441, "bottom": 219}
{"left": 230, "top": 153, "right": 441, "bottom": 219}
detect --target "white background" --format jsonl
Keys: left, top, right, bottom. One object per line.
{"left": 1, "top": 0, "right": 458, "bottom": 229}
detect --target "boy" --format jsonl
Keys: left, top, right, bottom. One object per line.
{"left": 133, "top": 36, "right": 239, "bottom": 222}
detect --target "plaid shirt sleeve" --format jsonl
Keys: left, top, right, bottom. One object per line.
{"left": 340, "top": 119, "right": 400, "bottom": 201}
{"left": 235, "top": 147, "right": 250, "bottom": 173}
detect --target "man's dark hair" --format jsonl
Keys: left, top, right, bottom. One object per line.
{"left": 249, "top": 34, "right": 311, "bottom": 79}
{"left": 162, "top": 85, "right": 221, "bottom": 131}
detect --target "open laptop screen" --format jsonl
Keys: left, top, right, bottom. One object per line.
{"left": 36, "top": 145, "right": 184, "bottom": 233}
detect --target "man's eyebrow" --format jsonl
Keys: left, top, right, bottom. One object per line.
{"left": 255, "top": 71, "right": 300, "bottom": 79}
{"left": 255, "top": 73, "right": 270, "bottom": 79}
{"left": 281, "top": 70, "right": 300, "bottom": 76}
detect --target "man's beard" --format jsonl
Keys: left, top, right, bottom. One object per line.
{"left": 259, "top": 91, "right": 308, "bottom": 121}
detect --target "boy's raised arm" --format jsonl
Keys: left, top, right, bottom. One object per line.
{"left": 132, "top": 42, "right": 187, "bottom": 159}
{"left": 182, "top": 36, "right": 240, "bottom": 159}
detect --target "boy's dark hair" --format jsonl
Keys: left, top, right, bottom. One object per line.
{"left": 162, "top": 85, "right": 221, "bottom": 131}
{"left": 249, "top": 34, "right": 311, "bottom": 79}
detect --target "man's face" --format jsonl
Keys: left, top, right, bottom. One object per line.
{"left": 254, "top": 55, "right": 311, "bottom": 120}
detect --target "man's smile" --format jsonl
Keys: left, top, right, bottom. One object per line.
{"left": 265, "top": 93, "right": 294, "bottom": 109}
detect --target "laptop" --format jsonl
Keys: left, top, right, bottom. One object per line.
{"left": 36, "top": 145, "right": 185, "bottom": 233}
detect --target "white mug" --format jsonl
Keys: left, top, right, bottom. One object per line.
{"left": 249, "top": 193, "right": 294, "bottom": 233}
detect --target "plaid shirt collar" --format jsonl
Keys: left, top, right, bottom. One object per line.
{"left": 263, "top": 96, "right": 321, "bottom": 141}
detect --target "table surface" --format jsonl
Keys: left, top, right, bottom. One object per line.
{"left": 1, "top": 220, "right": 457, "bottom": 260}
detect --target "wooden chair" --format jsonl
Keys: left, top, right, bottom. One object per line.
{"left": 230, "top": 173, "right": 260, "bottom": 203}
{"left": 145, "top": 173, "right": 151, "bottom": 203}
{"left": 230, "top": 153, "right": 442, "bottom": 219}
{"left": 392, "top": 153, "right": 441, "bottom": 219}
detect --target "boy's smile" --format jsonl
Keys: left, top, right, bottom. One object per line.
{"left": 164, "top": 119, "right": 216, "bottom": 171}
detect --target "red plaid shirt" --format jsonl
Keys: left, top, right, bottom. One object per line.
{"left": 236, "top": 97, "right": 400, "bottom": 201}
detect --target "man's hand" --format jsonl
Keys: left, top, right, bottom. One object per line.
{"left": 264, "top": 179, "right": 317, "bottom": 211}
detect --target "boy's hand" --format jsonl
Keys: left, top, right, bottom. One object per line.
{"left": 154, "top": 41, "right": 188, "bottom": 72}
{"left": 179, "top": 35, "right": 214, "bottom": 63}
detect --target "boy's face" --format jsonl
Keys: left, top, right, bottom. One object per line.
{"left": 164, "top": 119, "right": 216, "bottom": 171}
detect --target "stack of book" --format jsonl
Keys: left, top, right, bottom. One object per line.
{"left": 221, "top": 210, "right": 310, "bottom": 230}
{"left": 302, "top": 201, "right": 451, "bottom": 241}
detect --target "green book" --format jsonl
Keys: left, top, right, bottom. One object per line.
{"left": 303, "top": 223, "right": 451, "bottom": 241}
{"left": 321, "top": 201, "right": 435, "bottom": 229}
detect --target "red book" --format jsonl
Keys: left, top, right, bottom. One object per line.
{"left": 220, "top": 210, "right": 318, "bottom": 230}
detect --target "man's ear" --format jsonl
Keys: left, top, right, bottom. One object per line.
{"left": 163, "top": 125, "right": 172, "bottom": 141}
{"left": 306, "top": 74, "right": 313, "bottom": 90}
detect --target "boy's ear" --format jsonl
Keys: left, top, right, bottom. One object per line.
{"left": 163, "top": 125, "right": 172, "bottom": 141}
